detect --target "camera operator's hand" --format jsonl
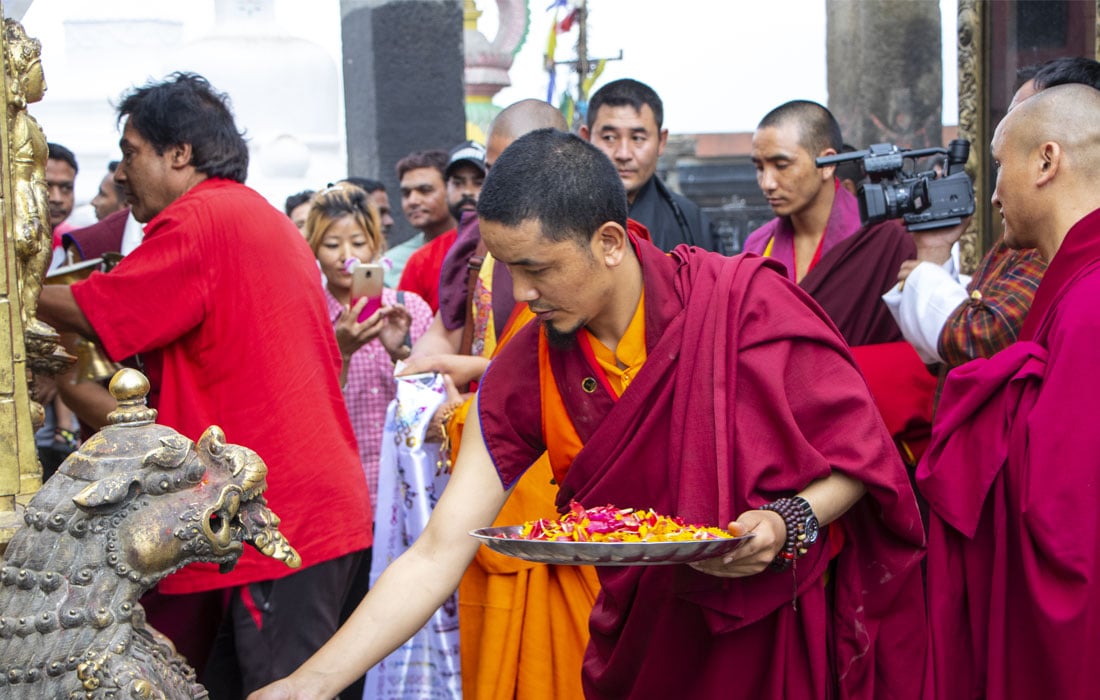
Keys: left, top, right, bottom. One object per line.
{"left": 896, "top": 259, "right": 921, "bottom": 285}
{"left": 910, "top": 217, "right": 971, "bottom": 266}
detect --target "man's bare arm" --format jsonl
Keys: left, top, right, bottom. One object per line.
{"left": 247, "top": 405, "right": 512, "bottom": 700}
{"left": 408, "top": 312, "right": 463, "bottom": 358}
{"left": 403, "top": 311, "right": 489, "bottom": 388}
{"left": 52, "top": 347, "right": 116, "bottom": 434}
{"left": 37, "top": 285, "right": 96, "bottom": 338}
{"left": 399, "top": 354, "right": 490, "bottom": 389}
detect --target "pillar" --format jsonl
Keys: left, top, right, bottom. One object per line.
{"left": 826, "top": 0, "right": 943, "bottom": 150}
{"left": 340, "top": 0, "right": 467, "bottom": 247}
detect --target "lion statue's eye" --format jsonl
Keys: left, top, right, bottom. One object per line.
{"left": 186, "top": 461, "right": 205, "bottom": 484}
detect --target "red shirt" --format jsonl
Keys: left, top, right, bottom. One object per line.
{"left": 72, "top": 178, "right": 372, "bottom": 593}
{"left": 398, "top": 228, "right": 458, "bottom": 312}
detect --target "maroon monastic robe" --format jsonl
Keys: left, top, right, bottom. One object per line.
{"left": 762, "top": 218, "right": 935, "bottom": 463}
{"left": 917, "top": 207, "right": 1100, "bottom": 699}
{"left": 800, "top": 219, "right": 915, "bottom": 347}
{"left": 479, "top": 236, "right": 926, "bottom": 699}
{"left": 61, "top": 207, "right": 130, "bottom": 261}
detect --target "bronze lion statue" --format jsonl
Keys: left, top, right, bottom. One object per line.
{"left": 0, "top": 370, "right": 300, "bottom": 699}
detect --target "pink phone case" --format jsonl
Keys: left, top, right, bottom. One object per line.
{"left": 350, "top": 262, "right": 384, "bottom": 321}
{"left": 356, "top": 296, "right": 382, "bottom": 322}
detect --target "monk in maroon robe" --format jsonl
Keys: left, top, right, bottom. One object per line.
{"left": 917, "top": 84, "right": 1100, "bottom": 700}
{"left": 746, "top": 100, "right": 933, "bottom": 467}
{"left": 251, "top": 129, "right": 926, "bottom": 700}
{"left": 478, "top": 234, "right": 926, "bottom": 698}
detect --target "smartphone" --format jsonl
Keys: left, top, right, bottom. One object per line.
{"left": 349, "top": 262, "right": 385, "bottom": 322}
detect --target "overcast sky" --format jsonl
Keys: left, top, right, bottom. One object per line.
{"left": 493, "top": 0, "right": 959, "bottom": 133}
{"left": 19, "top": 0, "right": 958, "bottom": 136}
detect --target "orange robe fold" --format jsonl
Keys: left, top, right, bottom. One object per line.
{"left": 458, "top": 304, "right": 600, "bottom": 700}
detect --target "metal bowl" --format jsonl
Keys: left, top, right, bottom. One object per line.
{"left": 469, "top": 525, "right": 754, "bottom": 566}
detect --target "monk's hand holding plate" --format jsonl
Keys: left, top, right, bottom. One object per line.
{"left": 688, "top": 510, "right": 786, "bottom": 579}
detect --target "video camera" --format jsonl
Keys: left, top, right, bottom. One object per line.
{"left": 815, "top": 139, "right": 975, "bottom": 232}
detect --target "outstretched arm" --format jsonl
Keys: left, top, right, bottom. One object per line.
{"left": 398, "top": 353, "right": 490, "bottom": 390}
{"left": 53, "top": 332, "right": 117, "bottom": 432}
{"left": 37, "top": 285, "right": 96, "bottom": 338}
{"left": 247, "top": 405, "right": 511, "bottom": 700}
{"left": 409, "top": 312, "right": 464, "bottom": 359}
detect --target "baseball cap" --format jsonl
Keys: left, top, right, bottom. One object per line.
{"left": 445, "top": 140, "right": 487, "bottom": 178}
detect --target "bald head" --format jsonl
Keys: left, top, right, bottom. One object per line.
{"left": 1002, "top": 83, "right": 1100, "bottom": 178}
{"left": 993, "top": 83, "right": 1100, "bottom": 257}
{"left": 486, "top": 99, "right": 568, "bottom": 165}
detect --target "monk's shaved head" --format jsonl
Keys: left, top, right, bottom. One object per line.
{"left": 490, "top": 99, "right": 567, "bottom": 139}
{"left": 757, "top": 100, "right": 843, "bottom": 156}
{"left": 993, "top": 82, "right": 1100, "bottom": 258}
{"left": 487, "top": 100, "right": 568, "bottom": 165}
{"left": 1004, "top": 83, "right": 1100, "bottom": 178}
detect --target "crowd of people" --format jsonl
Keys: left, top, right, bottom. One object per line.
{"left": 26, "top": 54, "right": 1100, "bottom": 700}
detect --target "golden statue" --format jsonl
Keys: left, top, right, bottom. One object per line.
{"left": 1, "top": 15, "right": 75, "bottom": 553}
{"left": 3, "top": 18, "right": 50, "bottom": 331}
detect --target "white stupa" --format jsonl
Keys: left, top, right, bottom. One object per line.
{"left": 170, "top": 0, "right": 344, "bottom": 208}
{"left": 16, "top": 0, "right": 345, "bottom": 219}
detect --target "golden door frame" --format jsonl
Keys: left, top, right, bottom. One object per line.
{"left": 955, "top": 0, "right": 1100, "bottom": 272}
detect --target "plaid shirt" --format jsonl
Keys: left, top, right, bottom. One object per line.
{"left": 324, "top": 285, "right": 434, "bottom": 510}
{"left": 937, "top": 239, "right": 1046, "bottom": 368}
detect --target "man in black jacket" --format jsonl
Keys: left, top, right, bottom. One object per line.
{"left": 580, "top": 78, "right": 712, "bottom": 252}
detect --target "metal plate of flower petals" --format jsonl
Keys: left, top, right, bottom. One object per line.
{"left": 469, "top": 526, "right": 755, "bottom": 566}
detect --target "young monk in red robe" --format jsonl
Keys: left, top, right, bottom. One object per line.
{"left": 250, "top": 129, "right": 926, "bottom": 700}
{"left": 917, "top": 84, "right": 1100, "bottom": 700}
{"left": 746, "top": 100, "right": 935, "bottom": 466}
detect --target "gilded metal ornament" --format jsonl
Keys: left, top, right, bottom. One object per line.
{"left": 0, "top": 369, "right": 301, "bottom": 699}
{"left": 4, "top": 18, "right": 50, "bottom": 328}
{"left": 0, "top": 17, "right": 73, "bottom": 475}
{"left": 955, "top": 0, "right": 984, "bottom": 275}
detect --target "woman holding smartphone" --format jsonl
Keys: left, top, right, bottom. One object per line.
{"left": 305, "top": 183, "right": 434, "bottom": 510}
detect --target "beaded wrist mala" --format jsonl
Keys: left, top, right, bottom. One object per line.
{"left": 760, "top": 496, "right": 814, "bottom": 571}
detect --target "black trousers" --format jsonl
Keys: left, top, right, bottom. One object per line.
{"left": 202, "top": 548, "right": 370, "bottom": 699}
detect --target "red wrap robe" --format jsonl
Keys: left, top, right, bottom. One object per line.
{"left": 748, "top": 196, "right": 935, "bottom": 465}
{"left": 918, "top": 207, "right": 1100, "bottom": 699}
{"left": 478, "top": 236, "right": 926, "bottom": 699}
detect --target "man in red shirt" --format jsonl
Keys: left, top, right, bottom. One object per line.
{"left": 37, "top": 72, "right": 372, "bottom": 698}
{"left": 385, "top": 150, "right": 453, "bottom": 286}
{"left": 398, "top": 140, "right": 486, "bottom": 311}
